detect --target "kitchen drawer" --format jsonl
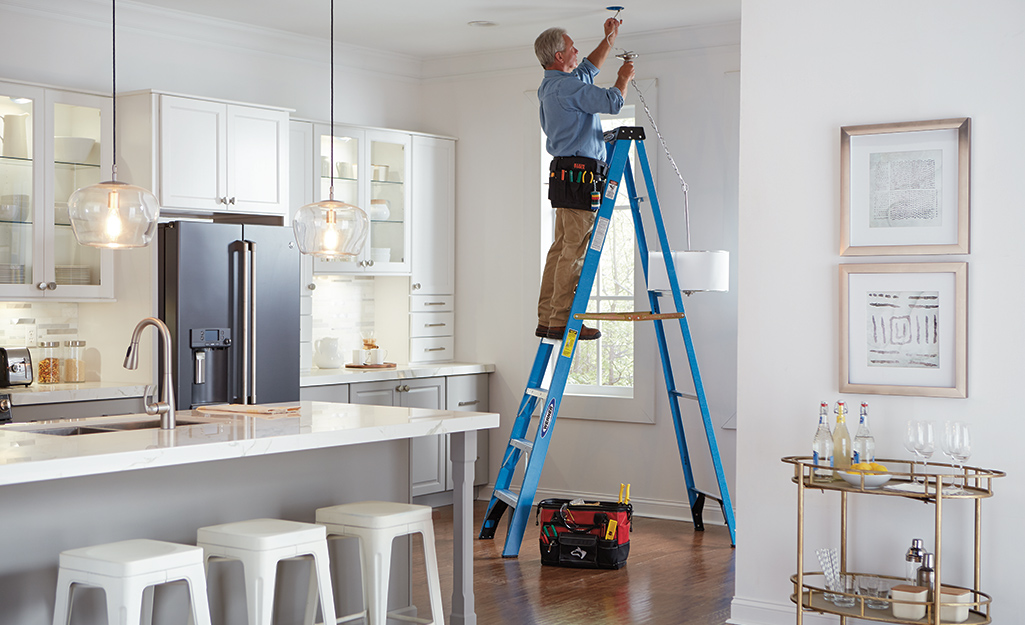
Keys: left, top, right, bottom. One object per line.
{"left": 410, "top": 336, "right": 454, "bottom": 363}
{"left": 410, "top": 294, "right": 453, "bottom": 313}
{"left": 410, "top": 311, "right": 454, "bottom": 338}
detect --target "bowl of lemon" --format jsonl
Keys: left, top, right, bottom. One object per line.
{"left": 841, "top": 462, "right": 892, "bottom": 488}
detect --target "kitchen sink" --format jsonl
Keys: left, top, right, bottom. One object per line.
{"left": 2, "top": 416, "right": 216, "bottom": 436}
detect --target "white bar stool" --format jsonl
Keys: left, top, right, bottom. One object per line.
{"left": 196, "top": 518, "right": 335, "bottom": 625}
{"left": 316, "top": 501, "right": 445, "bottom": 625}
{"left": 52, "top": 538, "right": 212, "bottom": 625}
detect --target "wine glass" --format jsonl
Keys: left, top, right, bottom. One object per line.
{"left": 942, "top": 421, "right": 972, "bottom": 494}
{"left": 904, "top": 421, "right": 935, "bottom": 483}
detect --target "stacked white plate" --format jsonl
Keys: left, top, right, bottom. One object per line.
{"left": 55, "top": 265, "right": 91, "bottom": 285}
{"left": 0, "top": 264, "right": 25, "bottom": 284}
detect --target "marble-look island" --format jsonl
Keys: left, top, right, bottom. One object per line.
{"left": 0, "top": 401, "right": 498, "bottom": 625}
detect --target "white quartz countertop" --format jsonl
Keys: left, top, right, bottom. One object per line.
{"left": 301, "top": 362, "right": 495, "bottom": 386}
{"left": 0, "top": 402, "right": 499, "bottom": 487}
{"left": 4, "top": 380, "right": 149, "bottom": 406}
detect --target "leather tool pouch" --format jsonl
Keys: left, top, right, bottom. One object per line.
{"left": 548, "top": 157, "right": 609, "bottom": 211}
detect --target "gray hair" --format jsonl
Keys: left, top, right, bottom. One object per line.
{"left": 534, "top": 27, "right": 567, "bottom": 68}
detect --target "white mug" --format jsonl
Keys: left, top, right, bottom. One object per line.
{"left": 365, "top": 348, "right": 388, "bottom": 365}
{"left": 352, "top": 349, "right": 369, "bottom": 365}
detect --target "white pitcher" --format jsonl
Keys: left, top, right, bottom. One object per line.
{"left": 314, "top": 337, "right": 343, "bottom": 369}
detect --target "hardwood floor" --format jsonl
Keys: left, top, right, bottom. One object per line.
{"left": 412, "top": 500, "right": 735, "bottom": 625}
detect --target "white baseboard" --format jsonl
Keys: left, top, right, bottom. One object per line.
{"left": 728, "top": 597, "right": 835, "bottom": 625}
{"left": 476, "top": 484, "right": 731, "bottom": 526}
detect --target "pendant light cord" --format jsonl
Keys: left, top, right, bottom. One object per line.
{"left": 328, "top": 0, "right": 334, "bottom": 201}
{"left": 111, "top": 0, "right": 118, "bottom": 181}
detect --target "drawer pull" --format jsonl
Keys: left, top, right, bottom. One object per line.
{"left": 425, "top": 323, "right": 446, "bottom": 328}
{"left": 425, "top": 347, "right": 446, "bottom": 352}
{"left": 458, "top": 400, "right": 480, "bottom": 407}
{"left": 424, "top": 301, "right": 446, "bottom": 306}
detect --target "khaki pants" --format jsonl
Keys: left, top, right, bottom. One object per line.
{"left": 537, "top": 207, "right": 597, "bottom": 328}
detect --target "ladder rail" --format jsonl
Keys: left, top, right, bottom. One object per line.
{"left": 624, "top": 156, "right": 703, "bottom": 518}
{"left": 635, "top": 137, "right": 737, "bottom": 545}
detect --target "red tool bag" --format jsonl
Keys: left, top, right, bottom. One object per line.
{"left": 535, "top": 498, "right": 633, "bottom": 569}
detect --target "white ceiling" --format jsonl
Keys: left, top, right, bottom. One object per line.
{"left": 126, "top": 0, "right": 740, "bottom": 59}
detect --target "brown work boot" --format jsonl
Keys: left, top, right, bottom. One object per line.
{"left": 539, "top": 325, "right": 601, "bottom": 340}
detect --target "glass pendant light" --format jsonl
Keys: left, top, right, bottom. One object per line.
{"left": 68, "top": 0, "right": 158, "bottom": 248}
{"left": 293, "top": 0, "right": 369, "bottom": 259}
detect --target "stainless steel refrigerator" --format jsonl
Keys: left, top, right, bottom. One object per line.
{"left": 158, "top": 221, "right": 300, "bottom": 408}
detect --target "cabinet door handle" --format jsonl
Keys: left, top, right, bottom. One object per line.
{"left": 36, "top": 282, "right": 48, "bottom": 291}
{"left": 458, "top": 400, "right": 480, "bottom": 407}
{"left": 425, "top": 323, "right": 446, "bottom": 328}
{"left": 412, "top": 282, "right": 421, "bottom": 291}
{"left": 47, "top": 282, "right": 57, "bottom": 290}
{"left": 425, "top": 347, "right": 446, "bottom": 352}
{"left": 396, "top": 384, "right": 410, "bottom": 392}
{"left": 228, "top": 197, "right": 236, "bottom": 205}
{"left": 424, "top": 302, "right": 446, "bottom": 306}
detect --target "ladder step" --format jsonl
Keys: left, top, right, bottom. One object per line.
{"left": 573, "top": 311, "right": 686, "bottom": 321}
{"left": 670, "top": 390, "right": 698, "bottom": 401}
{"left": 526, "top": 387, "right": 548, "bottom": 399}
{"left": 495, "top": 489, "right": 519, "bottom": 508}
{"left": 510, "top": 437, "right": 534, "bottom": 453}
{"left": 541, "top": 337, "right": 561, "bottom": 345}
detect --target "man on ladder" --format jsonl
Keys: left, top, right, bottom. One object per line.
{"left": 534, "top": 17, "right": 635, "bottom": 341}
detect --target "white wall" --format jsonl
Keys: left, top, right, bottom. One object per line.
{"left": 733, "top": 2, "right": 1025, "bottom": 623}
{"left": 420, "top": 23, "right": 741, "bottom": 522}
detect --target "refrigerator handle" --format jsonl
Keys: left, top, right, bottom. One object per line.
{"left": 248, "top": 240, "right": 257, "bottom": 404}
{"left": 241, "top": 241, "right": 251, "bottom": 404}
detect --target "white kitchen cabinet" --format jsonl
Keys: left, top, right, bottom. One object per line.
{"left": 349, "top": 376, "right": 447, "bottom": 496}
{"left": 311, "top": 126, "right": 412, "bottom": 274}
{"left": 0, "top": 80, "right": 114, "bottom": 300}
{"left": 118, "top": 91, "right": 290, "bottom": 218}
{"left": 446, "top": 373, "right": 490, "bottom": 488}
{"left": 407, "top": 135, "right": 455, "bottom": 363}
{"left": 289, "top": 120, "right": 316, "bottom": 371}
{"left": 410, "top": 135, "right": 454, "bottom": 295}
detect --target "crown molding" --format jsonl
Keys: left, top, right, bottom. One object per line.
{"left": 0, "top": 0, "right": 424, "bottom": 81}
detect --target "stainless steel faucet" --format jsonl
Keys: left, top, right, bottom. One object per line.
{"left": 123, "top": 317, "right": 176, "bottom": 429}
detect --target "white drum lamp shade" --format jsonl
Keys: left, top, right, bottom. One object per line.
{"left": 648, "top": 250, "right": 729, "bottom": 293}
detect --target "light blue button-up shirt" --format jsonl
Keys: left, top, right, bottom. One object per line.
{"left": 539, "top": 58, "right": 624, "bottom": 162}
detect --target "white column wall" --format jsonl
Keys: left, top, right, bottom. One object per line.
{"left": 733, "top": 2, "right": 1025, "bottom": 623}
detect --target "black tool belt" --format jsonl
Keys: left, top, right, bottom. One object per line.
{"left": 548, "top": 156, "right": 609, "bottom": 211}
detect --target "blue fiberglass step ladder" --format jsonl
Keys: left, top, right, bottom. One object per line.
{"left": 478, "top": 126, "right": 737, "bottom": 556}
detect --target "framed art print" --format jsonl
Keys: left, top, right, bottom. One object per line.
{"left": 840, "top": 118, "right": 970, "bottom": 256}
{"left": 840, "top": 263, "right": 967, "bottom": 398}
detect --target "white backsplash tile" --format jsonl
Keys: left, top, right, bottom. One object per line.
{"left": 310, "top": 275, "right": 375, "bottom": 359}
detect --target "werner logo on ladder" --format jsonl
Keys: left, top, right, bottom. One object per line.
{"left": 478, "top": 124, "right": 738, "bottom": 556}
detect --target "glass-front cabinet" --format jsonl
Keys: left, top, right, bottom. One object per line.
{"left": 312, "top": 124, "right": 411, "bottom": 274}
{"left": 0, "top": 80, "right": 113, "bottom": 300}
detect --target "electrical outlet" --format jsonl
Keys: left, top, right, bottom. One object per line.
{"left": 25, "top": 326, "right": 36, "bottom": 345}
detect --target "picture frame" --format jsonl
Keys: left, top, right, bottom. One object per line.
{"left": 840, "top": 118, "right": 970, "bottom": 256}
{"left": 840, "top": 263, "right": 967, "bottom": 398}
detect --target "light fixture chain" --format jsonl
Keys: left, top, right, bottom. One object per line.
{"left": 631, "top": 78, "right": 692, "bottom": 250}
{"left": 328, "top": 0, "right": 334, "bottom": 201}
{"left": 111, "top": 0, "right": 118, "bottom": 181}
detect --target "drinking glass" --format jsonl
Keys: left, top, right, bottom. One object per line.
{"left": 942, "top": 421, "right": 972, "bottom": 494}
{"left": 915, "top": 422, "right": 935, "bottom": 467}
{"left": 904, "top": 420, "right": 924, "bottom": 481}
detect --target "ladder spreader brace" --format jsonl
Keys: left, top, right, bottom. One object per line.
{"left": 479, "top": 126, "right": 736, "bottom": 556}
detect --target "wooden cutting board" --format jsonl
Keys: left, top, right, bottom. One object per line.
{"left": 196, "top": 404, "right": 301, "bottom": 416}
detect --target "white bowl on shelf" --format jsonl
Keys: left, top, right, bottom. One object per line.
{"left": 54, "top": 137, "right": 96, "bottom": 164}
{"left": 840, "top": 470, "right": 892, "bottom": 489}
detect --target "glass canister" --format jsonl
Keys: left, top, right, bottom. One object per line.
{"left": 64, "top": 340, "right": 86, "bottom": 383}
{"left": 38, "top": 341, "right": 61, "bottom": 384}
